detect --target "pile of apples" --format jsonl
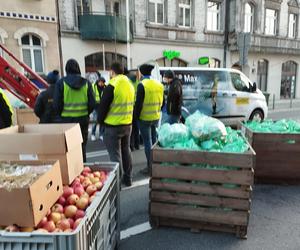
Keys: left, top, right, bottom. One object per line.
{"left": 3, "top": 167, "right": 108, "bottom": 233}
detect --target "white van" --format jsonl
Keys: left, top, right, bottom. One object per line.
{"left": 159, "top": 67, "right": 268, "bottom": 124}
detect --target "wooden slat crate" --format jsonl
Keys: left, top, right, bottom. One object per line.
{"left": 149, "top": 140, "right": 255, "bottom": 239}
{"left": 242, "top": 123, "right": 300, "bottom": 184}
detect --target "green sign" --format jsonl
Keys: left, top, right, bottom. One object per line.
{"left": 198, "top": 57, "right": 210, "bottom": 65}
{"left": 163, "top": 50, "right": 181, "bottom": 61}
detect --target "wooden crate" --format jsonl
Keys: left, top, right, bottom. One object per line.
{"left": 242, "top": 123, "right": 300, "bottom": 184}
{"left": 150, "top": 141, "right": 255, "bottom": 239}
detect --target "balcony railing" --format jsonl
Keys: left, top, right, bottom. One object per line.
{"left": 229, "top": 33, "right": 300, "bottom": 55}
{"left": 78, "top": 12, "right": 133, "bottom": 43}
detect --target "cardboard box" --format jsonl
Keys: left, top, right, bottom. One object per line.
{"left": 0, "top": 160, "right": 63, "bottom": 227}
{"left": 0, "top": 124, "right": 84, "bottom": 184}
{"left": 14, "top": 108, "right": 39, "bottom": 125}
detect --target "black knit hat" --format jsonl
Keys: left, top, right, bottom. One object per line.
{"left": 47, "top": 70, "right": 59, "bottom": 85}
{"left": 163, "top": 70, "right": 175, "bottom": 79}
{"left": 65, "top": 59, "right": 81, "bottom": 75}
{"left": 139, "top": 64, "right": 154, "bottom": 76}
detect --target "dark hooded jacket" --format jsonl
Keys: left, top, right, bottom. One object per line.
{"left": 0, "top": 91, "right": 12, "bottom": 129}
{"left": 53, "top": 59, "right": 95, "bottom": 125}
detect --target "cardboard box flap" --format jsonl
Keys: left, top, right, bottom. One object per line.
{"left": 64, "top": 124, "right": 83, "bottom": 151}
{"left": 0, "top": 133, "right": 67, "bottom": 154}
{"left": 22, "top": 123, "right": 77, "bottom": 134}
{"left": 0, "top": 125, "right": 19, "bottom": 134}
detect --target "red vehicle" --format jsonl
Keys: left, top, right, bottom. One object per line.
{"left": 0, "top": 44, "right": 48, "bottom": 108}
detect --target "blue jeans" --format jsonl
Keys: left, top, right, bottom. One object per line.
{"left": 91, "top": 110, "right": 104, "bottom": 136}
{"left": 167, "top": 114, "right": 180, "bottom": 124}
{"left": 138, "top": 119, "right": 159, "bottom": 169}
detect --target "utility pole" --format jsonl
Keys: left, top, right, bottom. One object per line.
{"left": 126, "top": 0, "right": 131, "bottom": 70}
{"left": 223, "top": 0, "right": 230, "bottom": 68}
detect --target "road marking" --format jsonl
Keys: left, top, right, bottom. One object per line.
{"left": 86, "top": 150, "right": 108, "bottom": 158}
{"left": 121, "top": 222, "right": 152, "bottom": 240}
{"left": 122, "top": 178, "right": 149, "bottom": 191}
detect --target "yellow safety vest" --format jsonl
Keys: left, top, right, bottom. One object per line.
{"left": 0, "top": 88, "right": 13, "bottom": 121}
{"left": 92, "top": 82, "right": 101, "bottom": 104}
{"left": 104, "top": 75, "right": 134, "bottom": 125}
{"left": 139, "top": 79, "right": 164, "bottom": 121}
{"left": 61, "top": 82, "right": 88, "bottom": 117}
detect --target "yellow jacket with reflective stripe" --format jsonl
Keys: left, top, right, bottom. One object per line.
{"left": 92, "top": 82, "right": 101, "bottom": 103}
{"left": 104, "top": 75, "right": 134, "bottom": 125}
{"left": 0, "top": 88, "right": 13, "bottom": 115}
{"left": 139, "top": 79, "right": 164, "bottom": 121}
{"left": 61, "top": 82, "right": 88, "bottom": 117}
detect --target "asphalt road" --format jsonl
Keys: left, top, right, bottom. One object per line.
{"left": 86, "top": 108, "right": 300, "bottom": 250}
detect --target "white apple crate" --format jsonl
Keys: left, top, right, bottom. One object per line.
{"left": 0, "top": 162, "right": 120, "bottom": 250}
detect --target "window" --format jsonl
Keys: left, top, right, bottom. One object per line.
{"left": 113, "top": 1, "right": 120, "bottom": 16}
{"left": 156, "top": 57, "right": 188, "bottom": 67}
{"left": 281, "top": 61, "right": 297, "bottom": 99}
{"left": 209, "top": 58, "right": 221, "bottom": 68}
{"left": 207, "top": 1, "right": 221, "bottom": 31}
{"left": 148, "top": 0, "right": 164, "bottom": 24}
{"left": 265, "top": 8, "right": 278, "bottom": 35}
{"left": 179, "top": 0, "right": 191, "bottom": 27}
{"left": 21, "top": 34, "right": 44, "bottom": 73}
{"left": 257, "top": 59, "right": 268, "bottom": 92}
{"left": 85, "top": 52, "right": 127, "bottom": 72}
{"left": 288, "top": 13, "right": 297, "bottom": 38}
{"left": 244, "top": 3, "right": 254, "bottom": 33}
{"left": 230, "top": 73, "right": 251, "bottom": 92}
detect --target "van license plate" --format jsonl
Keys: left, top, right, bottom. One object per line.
{"left": 236, "top": 98, "right": 249, "bottom": 105}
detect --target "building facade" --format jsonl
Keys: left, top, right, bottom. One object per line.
{"left": 0, "top": 0, "right": 61, "bottom": 76}
{"left": 59, "top": 0, "right": 300, "bottom": 101}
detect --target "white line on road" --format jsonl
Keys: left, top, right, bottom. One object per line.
{"left": 122, "top": 178, "right": 149, "bottom": 191}
{"left": 86, "top": 150, "right": 108, "bottom": 158}
{"left": 120, "top": 222, "right": 152, "bottom": 240}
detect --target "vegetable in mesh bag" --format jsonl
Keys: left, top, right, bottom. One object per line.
{"left": 185, "top": 111, "right": 227, "bottom": 142}
{"left": 158, "top": 123, "right": 189, "bottom": 148}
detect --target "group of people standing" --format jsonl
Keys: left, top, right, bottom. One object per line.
{"left": 0, "top": 58, "right": 183, "bottom": 187}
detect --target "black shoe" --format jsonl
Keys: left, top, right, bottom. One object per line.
{"left": 122, "top": 176, "right": 132, "bottom": 187}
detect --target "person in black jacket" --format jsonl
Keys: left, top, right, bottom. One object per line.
{"left": 0, "top": 88, "right": 13, "bottom": 129}
{"left": 54, "top": 59, "right": 96, "bottom": 162}
{"left": 163, "top": 70, "right": 183, "bottom": 124}
{"left": 34, "top": 70, "right": 60, "bottom": 123}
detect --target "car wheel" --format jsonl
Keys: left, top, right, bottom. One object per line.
{"left": 249, "top": 109, "right": 264, "bottom": 121}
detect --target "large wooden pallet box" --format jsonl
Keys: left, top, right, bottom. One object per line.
{"left": 0, "top": 162, "right": 120, "bottom": 250}
{"left": 150, "top": 140, "right": 255, "bottom": 239}
{"left": 241, "top": 123, "right": 300, "bottom": 184}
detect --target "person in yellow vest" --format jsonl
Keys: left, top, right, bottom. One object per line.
{"left": 0, "top": 88, "right": 13, "bottom": 129}
{"left": 134, "top": 64, "right": 164, "bottom": 175}
{"left": 54, "top": 59, "right": 96, "bottom": 162}
{"left": 91, "top": 75, "right": 106, "bottom": 141}
{"left": 97, "top": 62, "right": 134, "bottom": 187}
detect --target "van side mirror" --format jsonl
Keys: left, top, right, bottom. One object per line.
{"left": 252, "top": 82, "right": 257, "bottom": 92}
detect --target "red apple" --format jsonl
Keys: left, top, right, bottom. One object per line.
{"left": 53, "top": 228, "right": 63, "bottom": 232}
{"left": 36, "top": 228, "right": 48, "bottom": 233}
{"left": 64, "top": 228, "right": 73, "bottom": 232}
{"left": 83, "top": 166, "right": 92, "bottom": 173}
{"left": 63, "top": 186, "right": 74, "bottom": 198}
{"left": 57, "top": 219, "right": 71, "bottom": 231}
{"left": 5, "top": 225, "right": 19, "bottom": 232}
{"left": 95, "top": 181, "right": 103, "bottom": 190}
{"left": 82, "top": 180, "right": 92, "bottom": 189}
{"left": 67, "top": 194, "right": 79, "bottom": 205}
{"left": 90, "top": 177, "right": 100, "bottom": 184}
{"left": 57, "top": 196, "right": 66, "bottom": 206}
{"left": 74, "top": 186, "right": 85, "bottom": 197}
{"left": 48, "top": 212, "right": 62, "bottom": 224}
{"left": 51, "top": 203, "right": 64, "bottom": 213}
{"left": 46, "top": 209, "right": 51, "bottom": 217}
{"left": 79, "top": 175, "right": 85, "bottom": 183}
{"left": 86, "top": 185, "right": 97, "bottom": 196}
{"left": 82, "top": 172, "right": 90, "bottom": 177}
{"left": 93, "top": 171, "right": 101, "bottom": 178}
{"left": 73, "top": 218, "right": 82, "bottom": 230}
{"left": 68, "top": 218, "right": 74, "bottom": 229}
{"left": 80, "top": 192, "right": 90, "bottom": 199}
{"left": 64, "top": 205, "right": 77, "bottom": 218}
{"left": 89, "top": 195, "right": 96, "bottom": 205}
{"left": 43, "top": 221, "right": 56, "bottom": 232}
{"left": 37, "top": 216, "right": 48, "bottom": 228}
{"left": 74, "top": 209, "right": 85, "bottom": 220}
{"left": 76, "top": 197, "right": 89, "bottom": 210}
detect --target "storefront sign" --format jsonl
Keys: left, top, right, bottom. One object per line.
{"left": 163, "top": 50, "right": 181, "bottom": 61}
{"left": 198, "top": 57, "right": 210, "bottom": 65}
